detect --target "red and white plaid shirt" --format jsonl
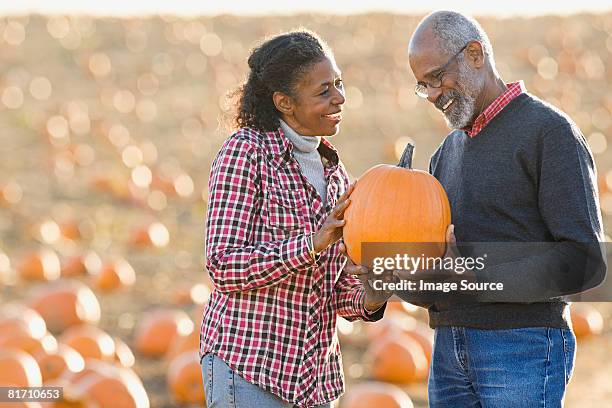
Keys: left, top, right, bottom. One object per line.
{"left": 200, "top": 127, "right": 384, "bottom": 407}
{"left": 463, "top": 81, "right": 525, "bottom": 137}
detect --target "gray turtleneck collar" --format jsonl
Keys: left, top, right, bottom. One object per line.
{"left": 279, "top": 119, "right": 328, "bottom": 203}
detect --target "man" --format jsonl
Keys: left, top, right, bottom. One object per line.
{"left": 404, "top": 10, "right": 606, "bottom": 408}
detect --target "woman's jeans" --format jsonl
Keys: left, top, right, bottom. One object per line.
{"left": 429, "top": 327, "right": 576, "bottom": 408}
{"left": 201, "top": 353, "right": 332, "bottom": 408}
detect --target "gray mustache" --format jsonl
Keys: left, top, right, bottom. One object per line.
{"left": 435, "top": 90, "right": 460, "bottom": 111}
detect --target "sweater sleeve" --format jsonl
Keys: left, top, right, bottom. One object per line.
{"left": 477, "top": 123, "right": 606, "bottom": 301}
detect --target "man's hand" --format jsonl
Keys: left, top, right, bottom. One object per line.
{"left": 444, "top": 224, "right": 460, "bottom": 259}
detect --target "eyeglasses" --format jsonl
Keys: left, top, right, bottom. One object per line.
{"left": 414, "top": 43, "right": 469, "bottom": 99}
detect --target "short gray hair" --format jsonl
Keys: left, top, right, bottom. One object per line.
{"left": 426, "top": 11, "right": 495, "bottom": 69}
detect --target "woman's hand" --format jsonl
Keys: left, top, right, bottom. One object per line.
{"left": 339, "top": 242, "right": 395, "bottom": 312}
{"left": 312, "top": 182, "right": 355, "bottom": 253}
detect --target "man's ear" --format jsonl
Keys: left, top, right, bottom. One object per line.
{"left": 273, "top": 91, "right": 294, "bottom": 116}
{"left": 465, "top": 41, "right": 485, "bottom": 69}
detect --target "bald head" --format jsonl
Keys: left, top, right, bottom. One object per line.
{"left": 409, "top": 11, "right": 495, "bottom": 69}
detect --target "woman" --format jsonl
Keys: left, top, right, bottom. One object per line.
{"left": 200, "top": 30, "right": 390, "bottom": 408}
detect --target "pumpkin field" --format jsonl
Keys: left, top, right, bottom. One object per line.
{"left": 1, "top": 12, "right": 612, "bottom": 407}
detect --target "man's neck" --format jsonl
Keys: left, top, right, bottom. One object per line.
{"left": 469, "top": 76, "right": 508, "bottom": 125}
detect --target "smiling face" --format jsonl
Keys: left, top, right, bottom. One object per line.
{"left": 274, "top": 57, "right": 345, "bottom": 136}
{"left": 409, "top": 30, "right": 486, "bottom": 130}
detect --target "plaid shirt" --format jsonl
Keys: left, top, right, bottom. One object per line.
{"left": 200, "top": 127, "right": 385, "bottom": 407}
{"left": 463, "top": 81, "right": 525, "bottom": 137}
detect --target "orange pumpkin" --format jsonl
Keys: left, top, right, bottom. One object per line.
{"left": 570, "top": 304, "right": 604, "bottom": 338}
{"left": 58, "top": 220, "right": 82, "bottom": 241}
{"left": 92, "top": 258, "right": 135, "bottom": 291}
{"left": 0, "top": 304, "right": 47, "bottom": 340}
{"left": 0, "top": 332, "right": 57, "bottom": 357}
{"left": 74, "top": 374, "right": 149, "bottom": 408}
{"left": 342, "top": 381, "right": 414, "bottom": 408}
{"left": 60, "top": 256, "right": 88, "bottom": 277}
{"left": 366, "top": 333, "right": 429, "bottom": 384}
{"left": 366, "top": 313, "right": 434, "bottom": 364}
{"left": 17, "top": 250, "right": 61, "bottom": 282}
{"left": 167, "top": 329, "right": 200, "bottom": 361}
{"left": 385, "top": 301, "right": 419, "bottom": 315}
{"left": 344, "top": 144, "right": 451, "bottom": 265}
{"left": 67, "top": 361, "right": 150, "bottom": 408}
{"left": 172, "top": 282, "right": 211, "bottom": 306}
{"left": 0, "top": 348, "right": 43, "bottom": 387}
{"left": 59, "top": 325, "right": 116, "bottom": 362}
{"left": 129, "top": 222, "right": 170, "bottom": 248}
{"left": 167, "top": 351, "right": 206, "bottom": 405}
{"left": 134, "top": 309, "right": 194, "bottom": 357}
{"left": 61, "top": 251, "right": 102, "bottom": 278}
{"left": 113, "top": 337, "right": 136, "bottom": 368}
{"left": 2, "top": 401, "right": 43, "bottom": 408}
{"left": 39, "top": 378, "right": 86, "bottom": 407}
{"left": 33, "top": 343, "right": 85, "bottom": 382}
{"left": 28, "top": 280, "right": 101, "bottom": 333}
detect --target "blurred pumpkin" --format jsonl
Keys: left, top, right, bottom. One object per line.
{"left": 58, "top": 220, "right": 82, "bottom": 241}
{"left": 134, "top": 309, "right": 194, "bottom": 357}
{"left": 385, "top": 301, "right": 419, "bottom": 315}
{"left": 343, "top": 144, "right": 450, "bottom": 265}
{"left": 2, "top": 402, "right": 43, "bottom": 408}
{"left": 92, "top": 257, "right": 135, "bottom": 291}
{"left": 171, "top": 282, "right": 211, "bottom": 306}
{"left": 113, "top": 336, "right": 136, "bottom": 368}
{"left": 129, "top": 222, "right": 170, "bottom": 248}
{"left": 28, "top": 280, "right": 101, "bottom": 333}
{"left": 167, "top": 329, "right": 200, "bottom": 361}
{"left": 66, "top": 361, "right": 150, "bottom": 408}
{"left": 60, "top": 256, "right": 88, "bottom": 278}
{"left": 0, "top": 331, "right": 57, "bottom": 357}
{"left": 366, "top": 313, "right": 434, "bottom": 364}
{"left": 61, "top": 251, "right": 102, "bottom": 278}
{"left": 570, "top": 304, "right": 604, "bottom": 338}
{"left": 366, "top": 333, "right": 429, "bottom": 384}
{"left": 0, "top": 348, "right": 43, "bottom": 387}
{"left": 39, "top": 378, "right": 86, "bottom": 407}
{"left": 0, "top": 304, "right": 47, "bottom": 340}
{"left": 17, "top": 249, "right": 61, "bottom": 281}
{"left": 342, "top": 381, "right": 414, "bottom": 408}
{"left": 59, "top": 325, "right": 116, "bottom": 362}
{"left": 167, "top": 351, "right": 206, "bottom": 405}
{"left": 33, "top": 343, "right": 85, "bottom": 382}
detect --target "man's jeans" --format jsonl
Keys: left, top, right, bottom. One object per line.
{"left": 429, "top": 327, "right": 576, "bottom": 408}
{"left": 201, "top": 353, "right": 332, "bottom": 408}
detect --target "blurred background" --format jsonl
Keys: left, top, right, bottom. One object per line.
{"left": 0, "top": 2, "right": 611, "bottom": 407}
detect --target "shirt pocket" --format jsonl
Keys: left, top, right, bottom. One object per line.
{"left": 263, "top": 188, "right": 306, "bottom": 232}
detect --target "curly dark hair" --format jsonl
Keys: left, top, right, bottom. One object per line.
{"left": 234, "top": 30, "right": 333, "bottom": 132}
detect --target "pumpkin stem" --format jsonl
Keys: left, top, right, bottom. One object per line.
{"left": 397, "top": 143, "right": 414, "bottom": 169}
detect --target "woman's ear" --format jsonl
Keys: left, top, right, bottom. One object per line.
{"left": 273, "top": 91, "right": 294, "bottom": 116}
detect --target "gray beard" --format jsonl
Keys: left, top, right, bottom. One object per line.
{"left": 441, "top": 60, "right": 484, "bottom": 129}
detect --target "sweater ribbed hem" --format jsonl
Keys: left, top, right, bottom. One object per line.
{"left": 428, "top": 302, "right": 569, "bottom": 329}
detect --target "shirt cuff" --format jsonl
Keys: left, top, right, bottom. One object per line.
{"left": 356, "top": 288, "right": 387, "bottom": 322}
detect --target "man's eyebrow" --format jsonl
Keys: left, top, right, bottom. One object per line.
{"left": 423, "top": 66, "right": 443, "bottom": 79}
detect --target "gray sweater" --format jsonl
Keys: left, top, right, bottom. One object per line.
{"left": 425, "top": 92, "right": 606, "bottom": 329}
